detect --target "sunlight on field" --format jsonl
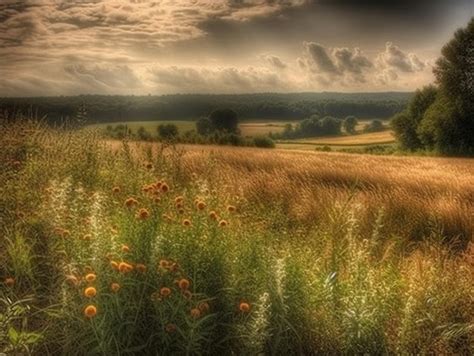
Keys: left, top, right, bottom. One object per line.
{"left": 2, "top": 121, "right": 473, "bottom": 355}
{"left": 279, "top": 130, "right": 395, "bottom": 147}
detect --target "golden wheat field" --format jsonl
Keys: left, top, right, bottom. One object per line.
{"left": 1, "top": 122, "right": 473, "bottom": 355}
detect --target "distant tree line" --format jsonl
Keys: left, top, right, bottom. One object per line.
{"left": 392, "top": 18, "right": 473, "bottom": 155}
{"left": 0, "top": 92, "right": 411, "bottom": 125}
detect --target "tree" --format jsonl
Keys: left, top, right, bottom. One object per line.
{"left": 391, "top": 85, "right": 437, "bottom": 150}
{"left": 209, "top": 109, "right": 239, "bottom": 133}
{"left": 364, "top": 120, "right": 384, "bottom": 133}
{"left": 343, "top": 116, "right": 358, "bottom": 134}
{"left": 137, "top": 126, "right": 152, "bottom": 141}
{"left": 157, "top": 124, "right": 178, "bottom": 140}
{"left": 196, "top": 117, "right": 213, "bottom": 136}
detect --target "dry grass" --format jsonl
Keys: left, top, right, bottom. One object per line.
{"left": 117, "top": 142, "right": 474, "bottom": 246}
{"left": 280, "top": 130, "right": 395, "bottom": 146}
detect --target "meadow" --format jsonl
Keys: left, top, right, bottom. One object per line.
{"left": 1, "top": 119, "right": 473, "bottom": 355}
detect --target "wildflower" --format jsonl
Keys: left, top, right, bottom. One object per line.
{"left": 84, "top": 287, "right": 97, "bottom": 298}
{"left": 165, "top": 323, "right": 177, "bottom": 334}
{"left": 159, "top": 259, "right": 169, "bottom": 269}
{"left": 178, "top": 278, "right": 190, "bottom": 290}
{"left": 66, "top": 275, "right": 79, "bottom": 286}
{"left": 190, "top": 308, "right": 201, "bottom": 319}
{"left": 125, "top": 197, "right": 138, "bottom": 208}
{"left": 137, "top": 208, "right": 150, "bottom": 220}
{"left": 227, "top": 205, "right": 236, "bottom": 213}
{"left": 209, "top": 211, "right": 218, "bottom": 220}
{"left": 196, "top": 201, "right": 206, "bottom": 210}
{"left": 136, "top": 263, "right": 147, "bottom": 273}
{"left": 121, "top": 245, "right": 130, "bottom": 253}
{"left": 161, "top": 183, "right": 169, "bottom": 193}
{"left": 118, "top": 262, "right": 134, "bottom": 273}
{"left": 155, "top": 181, "right": 163, "bottom": 189}
{"left": 175, "top": 202, "right": 183, "bottom": 209}
{"left": 85, "top": 273, "right": 96, "bottom": 283}
{"left": 175, "top": 196, "right": 184, "bottom": 204}
{"left": 4, "top": 277, "right": 15, "bottom": 287}
{"left": 153, "top": 197, "right": 161, "bottom": 204}
{"left": 111, "top": 283, "right": 120, "bottom": 293}
{"left": 198, "top": 302, "right": 210, "bottom": 314}
{"left": 183, "top": 290, "right": 192, "bottom": 300}
{"left": 84, "top": 305, "right": 97, "bottom": 318}
{"left": 145, "top": 162, "right": 153, "bottom": 170}
{"left": 182, "top": 219, "right": 191, "bottom": 227}
{"left": 110, "top": 261, "right": 119, "bottom": 270}
{"left": 239, "top": 302, "right": 251, "bottom": 313}
{"left": 112, "top": 186, "right": 121, "bottom": 194}
{"left": 160, "top": 287, "right": 171, "bottom": 297}
{"left": 178, "top": 208, "right": 185, "bottom": 215}
{"left": 218, "top": 220, "right": 228, "bottom": 227}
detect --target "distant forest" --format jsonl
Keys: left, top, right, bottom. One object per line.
{"left": 0, "top": 92, "right": 412, "bottom": 124}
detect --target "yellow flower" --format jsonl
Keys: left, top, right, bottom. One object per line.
{"left": 227, "top": 205, "right": 236, "bottom": 213}
{"left": 218, "top": 220, "right": 228, "bottom": 227}
{"left": 178, "top": 278, "right": 190, "bottom": 290}
{"left": 112, "top": 186, "right": 121, "bottom": 194}
{"left": 196, "top": 201, "right": 206, "bottom": 210}
{"left": 121, "top": 245, "right": 130, "bottom": 253}
{"left": 110, "top": 261, "right": 119, "bottom": 271}
{"left": 239, "top": 302, "right": 251, "bottom": 313}
{"left": 209, "top": 211, "right": 218, "bottom": 220}
{"left": 111, "top": 283, "right": 120, "bottom": 293}
{"left": 175, "top": 196, "right": 184, "bottom": 204}
{"left": 118, "top": 262, "right": 134, "bottom": 273}
{"left": 161, "top": 183, "right": 169, "bottom": 193}
{"left": 84, "top": 305, "right": 97, "bottom": 318}
{"left": 84, "top": 287, "right": 97, "bottom": 298}
{"left": 160, "top": 287, "right": 172, "bottom": 297}
{"left": 182, "top": 219, "right": 191, "bottom": 227}
{"left": 85, "top": 273, "right": 96, "bottom": 283}
{"left": 159, "top": 259, "right": 169, "bottom": 269}
{"left": 125, "top": 197, "right": 138, "bottom": 208}
{"left": 137, "top": 208, "right": 150, "bottom": 220}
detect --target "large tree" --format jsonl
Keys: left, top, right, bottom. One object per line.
{"left": 208, "top": 109, "right": 239, "bottom": 133}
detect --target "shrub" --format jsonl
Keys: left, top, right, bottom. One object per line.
{"left": 253, "top": 136, "right": 275, "bottom": 148}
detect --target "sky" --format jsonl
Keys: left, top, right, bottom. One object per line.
{"left": 0, "top": 0, "right": 472, "bottom": 96}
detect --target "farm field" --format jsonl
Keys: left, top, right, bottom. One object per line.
{"left": 1, "top": 121, "right": 473, "bottom": 355}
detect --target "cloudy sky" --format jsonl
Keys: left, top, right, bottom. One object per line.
{"left": 0, "top": 0, "right": 472, "bottom": 96}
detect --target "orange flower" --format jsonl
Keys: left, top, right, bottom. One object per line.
{"left": 118, "top": 262, "right": 134, "bottom": 273}
{"left": 175, "top": 196, "right": 184, "bottom": 204}
{"left": 183, "top": 290, "right": 192, "bottom": 300}
{"left": 227, "top": 205, "right": 236, "bottom": 213}
{"left": 145, "top": 162, "right": 153, "bottom": 170}
{"left": 110, "top": 283, "right": 120, "bottom": 293}
{"left": 110, "top": 261, "right": 119, "bottom": 271}
{"left": 84, "top": 305, "right": 97, "bottom": 318}
{"left": 196, "top": 201, "right": 206, "bottom": 210}
{"left": 112, "top": 186, "right": 121, "bottom": 193}
{"left": 190, "top": 308, "right": 201, "bottom": 319}
{"left": 84, "top": 287, "right": 97, "bottom": 298}
{"left": 121, "top": 245, "right": 130, "bottom": 253}
{"left": 161, "top": 183, "right": 169, "bottom": 193}
{"left": 182, "top": 219, "right": 191, "bottom": 227}
{"left": 136, "top": 263, "right": 147, "bottom": 273}
{"left": 239, "top": 302, "right": 251, "bottom": 313}
{"left": 218, "top": 220, "right": 228, "bottom": 227}
{"left": 159, "top": 259, "right": 169, "bottom": 269}
{"left": 175, "top": 202, "right": 183, "bottom": 209}
{"left": 4, "top": 277, "right": 15, "bottom": 287}
{"left": 125, "top": 197, "right": 138, "bottom": 208}
{"left": 85, "top": 273, "right": 96, "bottom": 283}
{"left": 137, "top": 208, "right": 150, "bottom": 220}
{"left": 198, "top": 302, "right": 210, "bottom": 314}
{"left": 209, "top": 211, "right": 218, "bottom": 220}
{"left": 165, "top": 323, "right": 177, "bottom": 334}
{"left": 153, "top": 197, "right": 161, "bottom": 204}
{"left": 178, "top": 278, "right": 190, "bottom": 290}
{"left": 160, "top": 287, "right": 171, "bottom": 297}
